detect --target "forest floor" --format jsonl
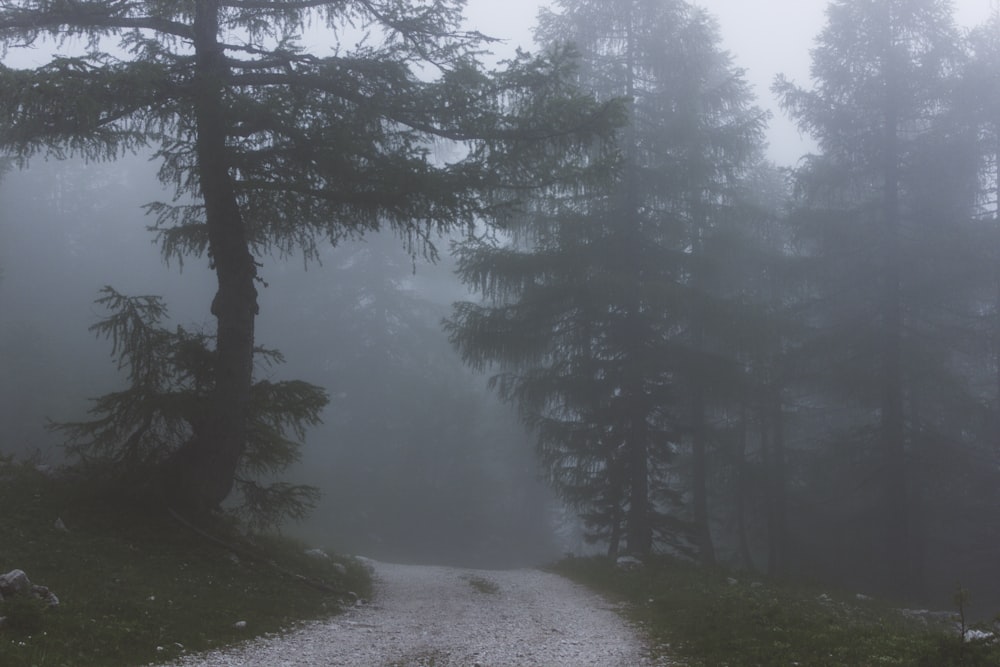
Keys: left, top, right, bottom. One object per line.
{"left": 6, "top": 454, "right": 996, "bottom": 666}
{"left": 554, "top": 556, "right": 1000, "bottom": 667}
{"left": 162, "top": 560, "right": 667, "bottom": 667}
{"left": 0, "top": 459, "right": 370, "bottom": 667}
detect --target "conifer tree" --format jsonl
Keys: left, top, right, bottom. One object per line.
{"left": 775, "top": 0, "right": 977, "bottom": 593}
{"left": 0, "top": 0, "right": 619, "bottom": 514}
{"left": 447, "top": 0, "right": 766, "bottom": 558}
{"left": 53, "top": 286, "right": 327, "bottom": 529}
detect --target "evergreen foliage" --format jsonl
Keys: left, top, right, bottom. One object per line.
{"left": 447, "top": 0, "right": 767, "bottom": 558}
{"left": 4, "top": 0, "right": 1000, "bottom": 614}
{"left": 773, "top": 0, "right": 985, "bottom": 594}
{"left": 0, "top": 0, "right": 621, "bottom": 514}
{"left": 52, "top": 286, "right": 327, "bottom": 529}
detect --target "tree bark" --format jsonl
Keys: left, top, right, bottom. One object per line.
{"left": 619, "top": 5, "right": 652, "bottom": 558}
{"left": 625, "top": 421, "right": 651, "bottom": 555}
{"left": 735, "top": 402, "right": 755, "bottom": 570}
{"left": 691, "top": 386, "right": 716, "bottom": 564}
{"left": 764, "top": 386, "right": 788, "bottom": 577}
{"left": 607, "top": 512, "right": 622, "bottom": 559}
{"left": 879, "top": 31, "right": 910, "bottom": 594}
{"left": 166, "top": 0, "right": 258, "bottom": 513}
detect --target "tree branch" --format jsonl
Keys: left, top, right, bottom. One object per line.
{"left": 221, "top": 0, "right": 342, "bottom": 9}
{"left": 0, "top": 3, "right": 192, "bottom": 40}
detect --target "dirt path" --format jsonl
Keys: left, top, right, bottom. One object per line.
{"left": 167, "top": 560, "right": 666, "bottom": 666}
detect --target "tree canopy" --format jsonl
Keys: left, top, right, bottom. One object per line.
{"left": 448, "top": 0, "right": 767, "bottom": 558}
{"left": 0, "top": 0, "right": 621, "bottom": 515}
{"left": 774, "top": 0, "right": 979, "bottom": 594}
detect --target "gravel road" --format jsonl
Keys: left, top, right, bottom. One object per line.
{"left": 165, "top": 559, "right": 666, "bottom": 666}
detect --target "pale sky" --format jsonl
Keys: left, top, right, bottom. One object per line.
{"left": 464, "top": 0, "right": 997, "bottom": 165}
{"left": 1, "top": 1, "right": 994, "bottom": 166}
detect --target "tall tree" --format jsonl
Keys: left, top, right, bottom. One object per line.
{"left": 962, "top": 9, "right": 1000, "bottom": 409}
{"left": 775, "top": 0, "right": 974, "bottom": 594}
{"left": 447, "top": 0, "right": 766, "bottom": 559}
{"left": 0, "top": 0, "right": 618, "bottom": 514}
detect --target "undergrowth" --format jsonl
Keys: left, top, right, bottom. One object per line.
{"left": 0, "top": 458, "right": 371, "bottom": 667}
{"left": 553, "top": 555, "right": 1000, "bottom": 666}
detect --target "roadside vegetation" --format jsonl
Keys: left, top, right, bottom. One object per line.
{"left": 555, "top": 556, "right": 1000, "bottom": 667}
{"left": 0, "top": 458, "right": 371, "bottom": 667}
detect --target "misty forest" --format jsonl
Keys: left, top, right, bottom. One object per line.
{"left": 4, "top": 0, "right": 1000, "bottom": 663}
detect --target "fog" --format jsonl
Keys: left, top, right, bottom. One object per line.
{"left": 3, "top": 0, "right": 1000, "bottom": 612}
{"left": 0, "top": 154, "right": 565, "bottom": 568}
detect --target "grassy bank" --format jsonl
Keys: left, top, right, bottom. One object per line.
{"left": 554, "top": 555, "right": 1000, "bottom": 666}
{"left": 0, "top": 459, "right": 371, "bottom": 667}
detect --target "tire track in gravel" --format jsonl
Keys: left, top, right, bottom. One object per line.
{"left": 165, "top": 560, "right": 668, "bottom": 666}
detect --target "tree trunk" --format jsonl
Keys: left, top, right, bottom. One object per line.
{"left": 880, "top": 40, "right": 910, "bottom": 594}
{"left": 994, "top": 131, "right": 1000, "bottom": 412}
{"left": 607, "top": 493, "right": 623, "bottom": 559}
{"left": 166, "top": 0, "right": 258, "bottom": 513}
{"left": 692, "top": 386, "right": 716, "bottom": 564}
{"left": 618, "top": 8, "right": 652, "bottom": 558}
{"left": 764, "top": 387, "right": 789, "bottom": 577}
{"left": 735, "top": 402, "right": 755, "bottom": 570}
{"left": 625, "top": 426, "right": 651, "bottom": 555}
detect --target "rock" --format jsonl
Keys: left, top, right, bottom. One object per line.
{"left": 305, "top": 548, "right": 330, "bottom": 561}
{"left": 332, "top": 562, "right": 348, "bottom": 576}
{"left": 233, "top": 620, "right": 248, "bottom": 630}
{"left": 0, "top": 570, "right": 60, "bottom": 608}
{"left": 964, "top": 629, "right": 995, "bottom": 642}
{"left": 615, "top": 555, "right": 643, "bottom": 571}
{"left": 0, "top": 570, "right": 31, "bottom": 597}
{"left": 31, "top": 585, "right": 59, "bottom": 608}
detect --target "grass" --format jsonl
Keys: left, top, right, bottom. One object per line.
{"left": 553, "top": 555, "right": 1000, "bottom": 667}
{"left": 0, "top": 459, "right": 372, "bottom": 667}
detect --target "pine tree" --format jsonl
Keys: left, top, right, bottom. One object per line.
{"left": 52, "top": 286, "right": 327, "bottom": 529}
{"left": 0, "top": 0, "right": 620, "bottom": 515}
{"left": 774, "top": 0, "right": 977, "bottom": 593}
{"left": 962, "top": 10, "right": 1000, "bottom": 408}
{"left": 447, "top": 0, "right": 766, "bottom": 558}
